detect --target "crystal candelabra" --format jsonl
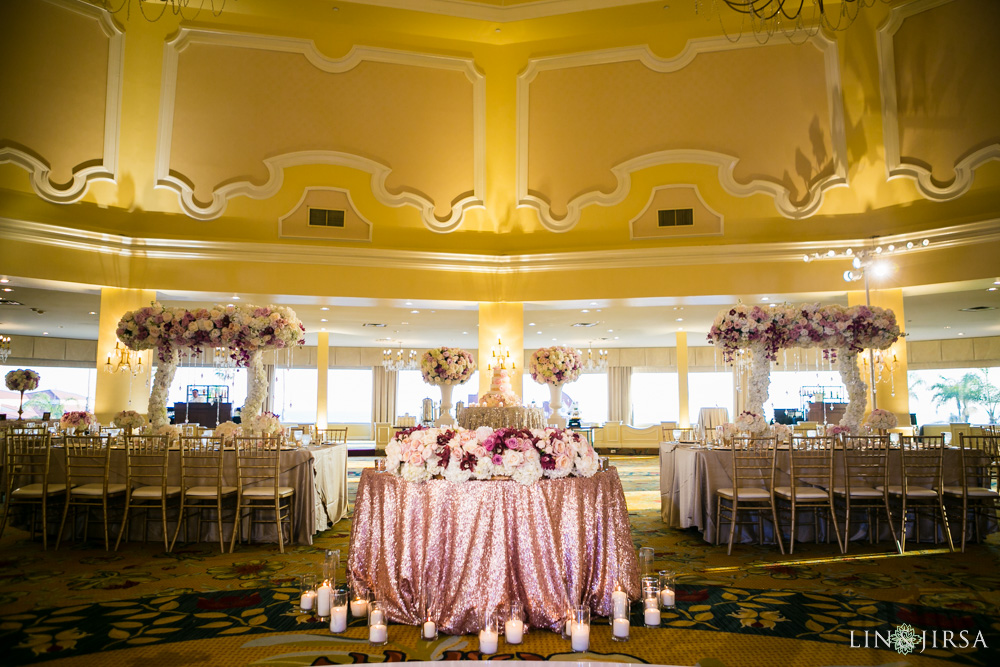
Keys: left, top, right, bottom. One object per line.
{"left": 581, "top": 343, "right": 607, "bottom": 372}
{"left": 382, "top": 345, "right": 418, "bottom": 372}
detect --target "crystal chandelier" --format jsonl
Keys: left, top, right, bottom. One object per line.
{"left": 0, "top": 334, "right": 10, "bottom": 363}
{"left": 489, "top": 338, "right": 515, "bottom": 371}
{"left": 708, "top": 0, "right": 879, "bottom": 44}
{"left": 581, "top": 343, "right": 608, "bottom": 372}
{"left": 104, "top": 341, "right": 144, "bottom": 376}
{"left": 382, "top": 344, "right": 418, "bottom": 372}
{"left": 213, "top": 346, "right": 237, "bottom": 382}
{"left": 103, "top": 0, "right": 229, "bottom": 22}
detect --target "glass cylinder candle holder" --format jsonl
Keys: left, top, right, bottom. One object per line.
{"left": 505, "top": 601, "right": 525, "bottom": 644}
{"left": 298, "top": 574, "right": 317, "bottom": 614}
{"left": 421, "top": 604, "right": 438, "bottom": 641}
{"left": 638, "top": 546, "right": 654, "bottom": 576}
{"left": 479, "top": 610, "right": 500, "bottom": 655}
{"left": 570, "top": 605, "right": 590, "bottom": 652}
{"left": 368, "top": 600, "right": 388, "bottom": 645}
{"left": 642, "top": 580, "right": 661, "bottom": 627}
{"left": 374, "top": 458, "right": 387, "bottom": 472}
{"left": 329, "top": 590, "right": 348, "bottom": 634}
{"left": 323, "top": 549, "right": 340, "bottom": 588}
{"left": 658, "top": 570, "right": 676, "bottom": 608}
{"left": 561, "top": 607, "right": 575, "bottom": 639}
{"left": 350, "top": 587, "right": 370, "bottom": 619}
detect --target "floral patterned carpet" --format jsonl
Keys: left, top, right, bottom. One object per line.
{"left": 0, "top": 456, "right": 997, "bottom": 666}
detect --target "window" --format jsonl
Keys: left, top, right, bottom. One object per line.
{"left": 763, "top": 370, "right": 847, "bottom": 424}
{"left": 327, "top": 369, "right": 374, "bottom": 423}
{"left": 908, "top": 367, "right": 1000, "bottom": 426}
{"left": 167, "top": 367, "right": 248, "bottom": 411}
{"left": 396, "top": 369, "right": 479, "bottom": 421}
{"left": 273, "top": 368, "right": 318, "bottom": 423}
{"left": 524, "top": 373, "right": 608, "bottom": 424}
{"left": 688, "top": 372, "right": 734, "bottom": 423}
{"left": 1, "top": 365, "right": 96, "bottom": 419}
{"left": 631, "top": 372, "right": 679, "bottom": 426}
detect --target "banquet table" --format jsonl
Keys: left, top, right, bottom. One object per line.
{"left": 696, "top": 407, "right": 730, "bottom": 440}
{"left": 659, "top": 442, "right": 987, "bottom": 545}
{"left": 348, "top": 468, "right": 639, "bottom": 635}
{"left": 38, "top": 444, "right": 338, "bottom": 545}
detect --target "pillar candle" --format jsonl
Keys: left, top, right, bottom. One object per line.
{"left": 350, "top": 598, "right": 368, "bottom": 617}
{"left": 369, "top": 609, "right": 385, "bottom": 626}
{"left": 505, "top": 618, "right": 524, "bottom": 644}
{"left": 479, "top": 629, "right": 498, "bottom": 654}
{"left": 570, "top": 622, "right": 590, "bottom": 651}
{"left": 317, "top": 582, "right": 331, "bottom": 617}
{"left": 369, "top": 623, "right": 387, "bottom": 644}
{"left": 644, "top": 606, "right": 661, "bottom": 626}
{"left": 660, "top": 588, "right": 675, "bottom": 607}
{"left": 329, "top": 605, "right": 348, "bottom": 633}
{"left": 422, "top": 620, "right": 436, "bottom": 639}
{"left": 613, "top": 617, "right": 630, "bottom": 639}
{"left": 612, "top": 589, "right": 628, "bottom": 618}
{"left": 299, "top": 591, "right": 316, "bottom": 612}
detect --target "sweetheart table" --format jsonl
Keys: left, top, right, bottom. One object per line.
{"left": 347, "top": 468, "right": 639, "bottom": 635}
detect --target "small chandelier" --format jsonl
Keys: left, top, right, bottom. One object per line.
{"left": 382, "top": 344, "right": 418, "bottom": 372}
{"left": 0, "top": 334, "right": 10, "bottom": 363}
{"left": 213, "top": 346, "right": 237, "bottom": 382}
{"left": 104, "top": 341, "right": 144, "bottom": 377}
{"left": 581, "top": 343, "right": 608, "bottom": 372}
{"left": 489, "top": 337, "right": 515, "bottom": 371}
{"left": 708, "top": 0, "right": 877, "bottom": 44}
{"left": 103, "top": 0, "right": 230, "bottom": 22}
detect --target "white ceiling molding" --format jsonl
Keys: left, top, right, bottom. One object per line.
{"left": 878, "top": 0, "right": 1000, "bottom": 201}
{"left": 516, "top": 35, "right": 848, "bottom": 232}
{"left": 155, "top": 29, "right": 485, "bottom": 232}
{"left": 0, "top": 0, "right": 123, "bottom": 205}
{"left": 340, "top": 0, "right": 648, "bottom": 22}
{"left": 278, "top": 186, "right": 374, "bottom": 242}
{"left": 4, "top": 217, "right": 995, "bottom": 275}
{"left": 628, "top": 184, "right": 724, "bottom": 241}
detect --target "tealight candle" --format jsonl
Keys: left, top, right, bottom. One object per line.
{"left": 423, "top": 620, "right": 437, "bottom": 640}
{"left": 317, "top": 581, "right": 332, "bottom": 618}
{"left": 350, "top": 597, "right": 369, "bottom": 617}
{"left": 505, "top": 618, "right": 524, "bottom": 644}
{"left": 479, "top": 628, "right": 498, "bottom": 654}
{"left": 613, "top": 617, "right": 630, "bottom": 640}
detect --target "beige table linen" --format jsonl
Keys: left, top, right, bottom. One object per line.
{"left": 311, "top": 444, "right": 349, "bottom": 531}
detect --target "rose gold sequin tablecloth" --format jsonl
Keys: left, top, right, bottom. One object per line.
{"left": 348, "top": 468, "right": 639, "bottom": 635}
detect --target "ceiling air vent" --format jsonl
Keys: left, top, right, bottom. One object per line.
{"left": 572, "top": 322, "right": 598, "bottom": 327}
{"left": 362, "top": 323, "right": 387, "bottom": 328}
{"left": 658, "top": 208, "right": 694, "bottom": 227}
{"left": 959, "top": 306, "right": 996, "bottom": 312}
{"left": 0, "top": 298, "right": 24, "bottom": 306}
{"left": 308, "top": 208, "right": 346, "bottom": 228}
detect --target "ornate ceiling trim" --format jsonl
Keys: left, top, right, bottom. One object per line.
{"left": 339, "top": 0, "right": 648, "bottom": 22}
{"left": 516, "top": 36, "right": 848, "bottom": 232}
{"left": 155, "top": 29, "right": 485, "bottom": 232}
{"left": 0, "top": 0, "right": 123, "bottom": 205}
{"left": 4, "top": 218, "right": 995, "bottom": 275}
{"left": 878, "top": 0, "right": 1000, "bottom": 201}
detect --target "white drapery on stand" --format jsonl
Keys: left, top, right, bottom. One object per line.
{"left": 372, "top": 366, "right": 398, "bottom": 425}
{"left": 608, "top": 366, "right": 632, "bottom": 424}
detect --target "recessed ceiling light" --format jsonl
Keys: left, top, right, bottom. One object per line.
{"left": 405, "top": 301, "right": 412, "bottom": 306}
{"left": 320, "top": 318, "right": 328, "bottom": 322}
{"left": 89, "top": 311, "right": 96, "bottom": 315}
{"left": 607, "top": 329, "right": 613, "bottom": 333}
{"left": 401, "top": 322, "right": 409, "bottom": 325}
{"left": 231, "top": 295, "right": 240, "bottom": 300}
{"left": 944, "top": 326, "right": 951, "bottom": 329}
{"left": 769, "top": 303, "right": 777, "bottom": 308}
{"left": 989, "top": 287, "right": 998, "bottom": 292}
{"left": 994, "top": 279, "right": 1000, "bottom": 285}
{"left": 551, "top": 337, "right": 556, "bottom": 341}
{"left": 321, "top": 327, "right": 326, "bottom": 332}
{"left": 1, "top": 288, "right": 11, "bottom": 292}
{"left": 614, "top": 336, "right": 619, "bottom": 340}
{"left": 0, "top": 278, "right": 8, "bottom": 283}
{"left": 676, "top": 318, "right": 683, "bottom": 322}
{"left": 320, "top": 306, "right": 329, "bottom": 311}
{"left": 678, "top": 327, "right": 683, "bottom": 331}
{"left": 922, "top": 239, "right": 929, "bottom": 246}
{"left": 528, "top": 322, "right": 535, "bottom": 326}
{"left": 590, "top": 302, "right": 597, "bottom": 306}
{"left": 958, "top": 332, "right": 965, "bottom": 336}
{"left": 410, "top": 310, "right": 419, "bottom": 314}
{"left": 761, "top": 296, "right": 769, "bottom": 301}
{"left": 536, "top": 331, "right": 542, "bottom": 334}
{"left": 581, "top": 309, "right": 589, "bottom": 313}
{"left": 462, "top": 331, "right": 468, "bottom": 335}
{"left": 42, "top": 332, "right": 48, "bottom": 335}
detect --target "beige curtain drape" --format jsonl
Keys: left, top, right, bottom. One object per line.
{"left": 372, "top": 366, "right": 398, "bottom": 424}
{"left": 608, "top": 366, "right": 632, "bottom": 424}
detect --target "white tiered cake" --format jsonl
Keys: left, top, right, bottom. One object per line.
{"left": 481, "top": 366, "right": 520, "bottom": 407}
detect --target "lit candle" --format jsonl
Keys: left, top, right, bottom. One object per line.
{"left": 613, "top": 617, "right": 630, "bottom": 639}
{"left": 611, "top": 589, "right": 628, "bottom": 618}
{"left": 330, "top": 605, "right": 348, "bottom": 633}
{"left": 505, "top": 618, "right": 524, "bottom": 644}
{"left": 644, "top": 604, "right": 661, "bottom": 627}
{"left": 422, "top": 620, "right": 436, "bottom": 640}
{"left": 479, "top": 628, "right": 498, "bottom": 654}
{"left": 317, "top": 582, "right": 331, "bottom": 617}
{"left": 660, "top": 587, "right": 675, "bottom": 608}
{"left": 369, "top": 623, "right": 387, "bottom": 644}
{"left": 369, "top": 609, "right": 385, "bottom": 626}
{"left": 570, "top": 621, "right": 590, "bottom": 652}
{"left": 350, "top": 597, "right": 369, "bottom": 617}
{"left": 299, "top": 590, "right": 316, "bottom": 612}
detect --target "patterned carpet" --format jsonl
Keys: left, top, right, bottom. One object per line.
{"left": 0, "top": 456, "right": 997, "bottom": 666}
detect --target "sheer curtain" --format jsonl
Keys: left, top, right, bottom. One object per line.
{"left": 608, "top": 366, "right": 632, "bottom": 424}
{"left": 372, "top": 366, "right": 398, "bottom": 424}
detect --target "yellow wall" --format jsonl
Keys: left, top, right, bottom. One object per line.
{"left": 94, "top": 288, "right": 155, "bottom": 422}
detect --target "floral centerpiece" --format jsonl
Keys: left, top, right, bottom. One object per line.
{"left": 716, "top": 423, "right": 739, "bottom": 440}
{"left": 384, "top": 425, "right": 599, "bottom": 486}
{"left": 734, "top": 411, "right": 768, "bottom": 434}
{"left": 155, "top": 424, "right": 181, "bottom": 440}
{"left": 214, "top": 420, "right": 242, "bottom": 442}
{"left": 61, "top": 411, "right": 94, "bottom": 433}
{"left": 863, "top": 409, "right": 898, "bottom": 432}
{"left": 5, "top": 368, "right": 40, "bottom": 420}
{"left": 420, "top": 347, "right": 476, "bottom": 385}
{"left": 528, "top": 346, "right": 582, "bottom": 386}
{"left": 113, "top": 409, "right": 145, "bottom": 432}
{"left": 771, "top": 422, "right": 793, "bottom": 441}
{"left": 248, "top": 411, "right": 281, "bottom": 436}
{"left": 826, "top": 424, "right": 852, "bottom": 436}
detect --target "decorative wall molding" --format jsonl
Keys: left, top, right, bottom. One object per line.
{"left": 278, "top": 187, "right": 373, "bottom": 242}
{"left": 628, "top": 184, "right": 724, "bottom": 241}
{"left": 878, "top": 0, "right": 1000, "bottom": 201}
{"left": 4, "top": 217, "right": 995, "bottom": 275}
{"left": 156, "top": 29, "right": 485, "bottom": 232}
{"left": 516, "top": 36, "right": 848, "bottom": 232}
{"left": 344, "top": 0, "right": 648, "bottom": 22}
{"left": 0, "top": 0, "right": 123, "bottom": 204}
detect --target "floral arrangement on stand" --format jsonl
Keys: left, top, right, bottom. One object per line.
{"left": 384, "top": 425, "right": 599, "bottom": 486}
{"left": 117, "top": 302, "right": 306, "bottom": 429}
{"left": 734, "top": 410, "right": 768, "bottom": 434}
{"left": 214, "top": 421, "right": 242, "bottom": 442}
{"left": 863, "top": 408, "right": 898, "bottom": 432}
{"left": 60, "top": 411, "right": 94, "bottom": 434}
{"left": 113, "top": 409, "right": 145, "bottom": 432}
{"left": 708, "top": 303, "right": 901, "bottom": 433}
{"left": 420, "top": 347, "right": 476, "bottom": 385}
{"left": 528, "top": 346, "right": 582, "bottom": 386}
{"left": 248, "top": 411, "right": 282, "bottom": 436}
{"left": 5, "top": 369, "right": 40, "bottom": 420}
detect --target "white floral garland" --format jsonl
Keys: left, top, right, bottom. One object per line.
{"left": 837, "top": 348, "right": 868, "bottom": 434}
{"left": 149, "top": 348, "right": 178, "bottom": 430}
{"left": 242, "top": 350, "right": 267, "bottom": 423}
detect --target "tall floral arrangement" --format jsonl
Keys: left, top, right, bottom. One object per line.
{"left": 113, "top": 410, "right": 145, "bottom": 431}
{"left": 734, "top": 411, "right": 768, "bottom": 434}
{"left": 528, "top": 346, "right": 582, "bottom": 386}
{"left": 248, "top": 411, "right": 282, "bottom": 435}
{"left": 420, "top": 347, "right": 476, "bottom": 385}
{"left": 5, "top": 369, "right": 40, "bottom": 392}
{"left": 385, "top": 425, "right": 598, "bottom": 486}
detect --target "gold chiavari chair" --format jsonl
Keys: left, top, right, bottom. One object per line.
{"left": 57, "top": 435, "right": 127, "bottom": 550}
{"left": 942, "top": 434, "right": 999, "bottom": 552}
{"left": 884, "top": 435, "right": 954, "bottom": 553}
{"left": 318, "top": 427, "right": 348, "bottom": 445}
{"left": 230, "top": 435, "right": 294, "bottom": 553}
{"left": 835, "top": 435, "right": 898, "bottom": 553}
{"left": 0, "top": 432, "right": 68, "bottom": 550}
{"left": 715, "top": 436, "right": 784, "bottom": 555}
{"left": 115, "top": 435, "right": 179, "bottom": 551}
{"left": 170, "top": 436, "right": 237, "bottom": 553}
{"left": 774, "top": 435, "right": 843, "bottom": 554}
